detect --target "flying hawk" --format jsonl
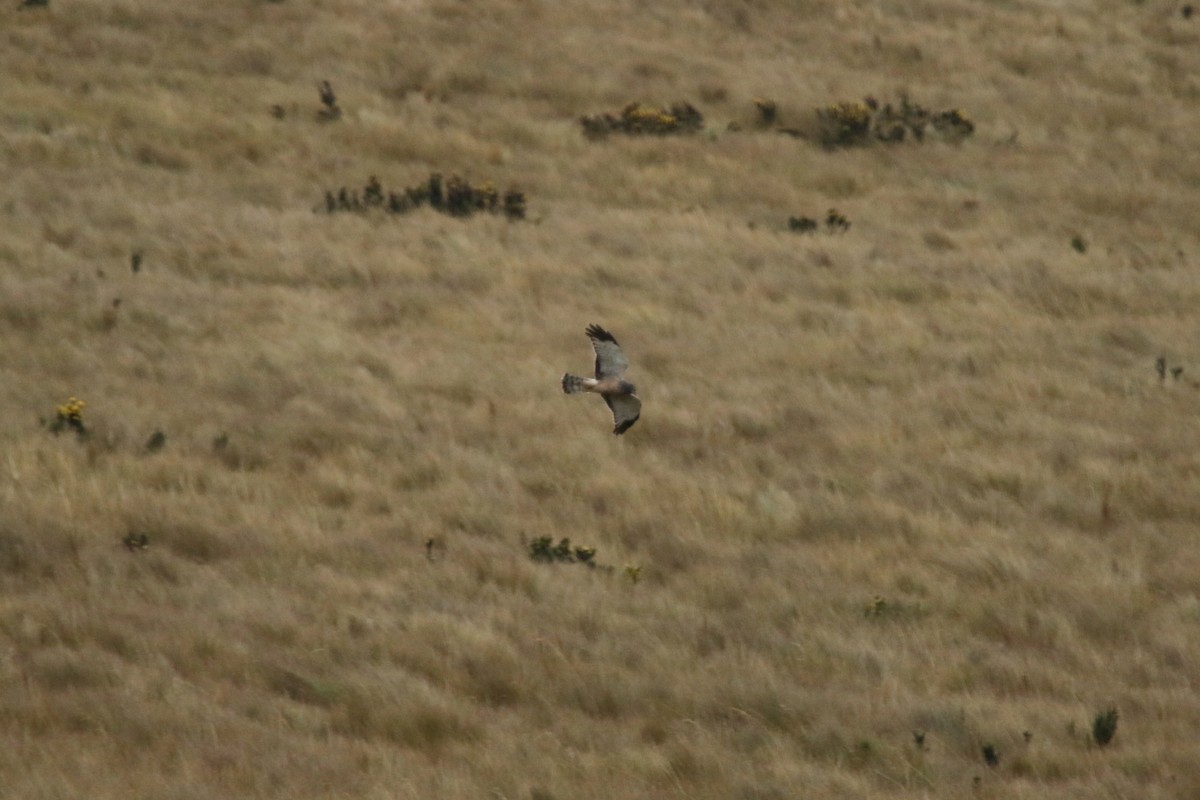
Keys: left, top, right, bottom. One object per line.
{"left": 562, "top": 324, "right": 642, "bottom": 435}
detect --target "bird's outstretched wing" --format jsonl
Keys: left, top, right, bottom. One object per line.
{"left": 586, "top": 323, "right": 629, "bottom": 379}
{"left": 603, "top": 393, "right": 641, "bottom": 435}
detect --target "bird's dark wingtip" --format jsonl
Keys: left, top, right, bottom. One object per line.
{"left": 586, "top": 323, "right": 617, "bottom": 344}
{"left": 612, "top": 415, "right": 640, "bottom": 435}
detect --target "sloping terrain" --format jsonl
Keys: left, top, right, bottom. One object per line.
{"left": 2, "top": 1, "right": 1200, "bottom": 798}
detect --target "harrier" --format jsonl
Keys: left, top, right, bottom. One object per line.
{"left": 562, "top": 324, "right": 641, "bottom": 435}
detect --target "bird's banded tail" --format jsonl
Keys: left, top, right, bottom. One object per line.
{"left": 562, "top": 373, "right": 591, "bottom": 394}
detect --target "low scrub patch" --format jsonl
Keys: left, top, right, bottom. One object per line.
{"left": 580, "top": 101, "right": 704, "bottom": 139}
{"left": 321, "top": 174, "right": 527, "bottom": 219}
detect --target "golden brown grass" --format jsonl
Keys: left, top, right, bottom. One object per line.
{"left": 3, "top": 0, "right": 1200, "bottom": 797}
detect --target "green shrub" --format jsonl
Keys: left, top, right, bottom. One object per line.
{"left": 814, "top": 95, "right": 974, "bottom": 148}
{"left": 1093, "top": 707, "right": 1119, "bottom": 747}
{"left": 321, "top": 174, "right": 526, "bottom": 220}
{"left": 528, "top": 536, "right": 597, "bottom": 565}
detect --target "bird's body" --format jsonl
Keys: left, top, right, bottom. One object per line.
{"left": 561, "top": 375, "right": 636, "bottom": 395}
{"left": 562, "top": 324, "right": 641, "bottom": 435}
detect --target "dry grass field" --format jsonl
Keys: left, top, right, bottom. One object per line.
{"left": 3, "top": 0, "right": 1200, "bottom": 797}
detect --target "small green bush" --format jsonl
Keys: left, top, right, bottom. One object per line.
{"left": 528, "top": 536, "right": 597, "bottom": 565}
{"left": 321, "top": 174, "right": 526, "bottom": 220}
{"left": 815, "top": 95, "right": 974, "bottom": 148}
{"left": 1093, "top": 707, "right": 1119, "bottom": 747}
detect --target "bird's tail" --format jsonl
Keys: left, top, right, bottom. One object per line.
{"left": 562, "top": 373, "right": 591, "bottom": 394}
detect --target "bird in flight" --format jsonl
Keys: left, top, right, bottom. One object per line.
{"left": 562, "top": 324, "right": 642, "bottom": 435}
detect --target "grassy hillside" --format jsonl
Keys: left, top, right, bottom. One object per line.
{"left": 3, "top": 1, "right": 1200, "bottom": 797}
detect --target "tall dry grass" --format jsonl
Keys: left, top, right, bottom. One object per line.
{"left": 3, "top": 0, "right": 1200, "bottom": 797}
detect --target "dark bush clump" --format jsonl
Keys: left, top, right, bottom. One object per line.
{"left": 321, "top": 174, "right": 526, "bottom": 220}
